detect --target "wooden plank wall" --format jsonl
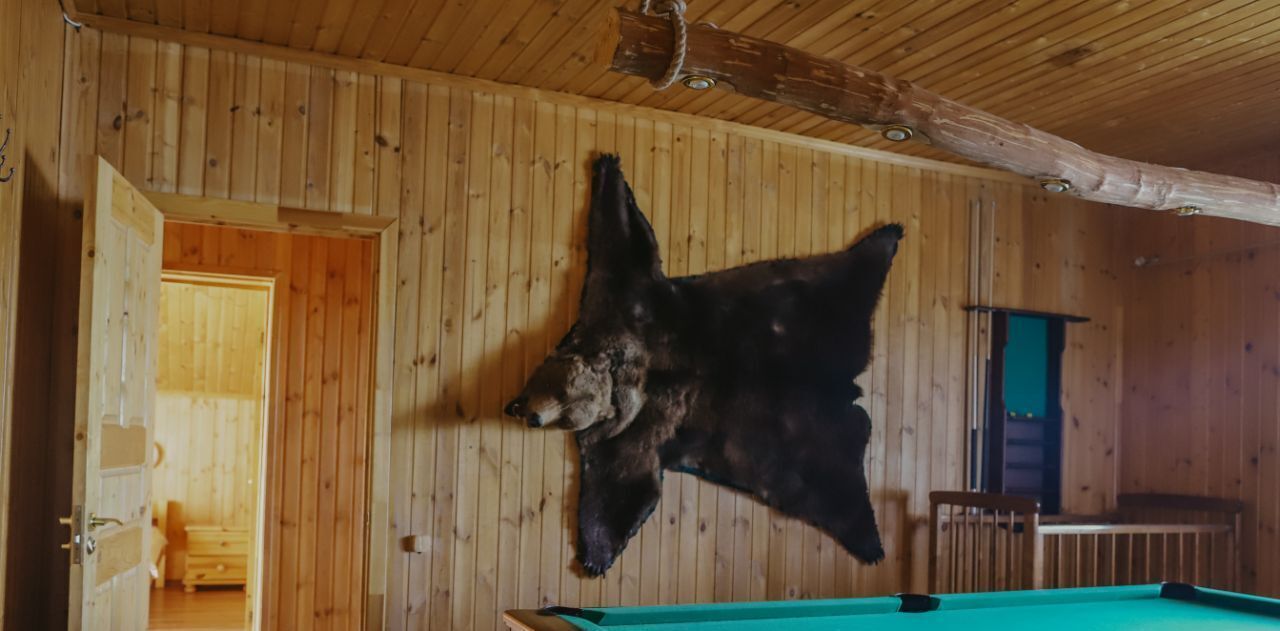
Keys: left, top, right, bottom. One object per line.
{"left": 160, "top": 224, "right": 375, "bottom": 629}
{"left": 0, "top": 0, "right": 23, "bottom": 615}
{"left": 1119, "top": 151, "right": 1280, "bottom": 597}
{"left": 74, "top": 0, "right": 1280, "bottom": 168}
{"left": 154, "top": 281, "right": 269, "bottom": 580}
{"left": 0, "top": 0, "right": 72, "bottom": 627}
{"left": 154, "top": 394, "right": 261, "bottom": 581}
{"left": 157, "top": 282, "right": 269, "bottom": 396}
{"left": 990, "top": 189, "right": 1127, "bottom": 517}
{"left": 41, "top": 26, "right": 1123, "bottom": 630}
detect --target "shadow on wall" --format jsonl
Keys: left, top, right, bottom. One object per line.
{"left": 880, "top": 491, "right": 913, "bottom": 591}
{"left": 417, "top": 152, "right": 593, "bottom": 428}
{"left": 5, "top": 148, "right": 77, "bottom": 629}
{"left": 399, "top": 155, "right": 589, "bottom": 585}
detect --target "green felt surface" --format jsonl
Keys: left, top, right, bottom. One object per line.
{"left": 1004, "top": 313, "right": 1050, "bottom": 417}
{"left": 552, "top": 585, "right": 1280, "bottom": 630}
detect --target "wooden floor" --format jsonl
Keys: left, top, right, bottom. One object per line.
{"left": 149, "top": 585, "right": 246, "bottom": 630}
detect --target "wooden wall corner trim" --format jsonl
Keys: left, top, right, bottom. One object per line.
{"left": 75, "top": 13, "right": 1028, "bottom": 186}
{"left": 145, "top": 190, "right": 280, "bottom": 227}
{"left": 364, "top": 221, "right": 397, "bottom": 631}
{"left": 0, "top": 185, "right": 16, "bottom": 631}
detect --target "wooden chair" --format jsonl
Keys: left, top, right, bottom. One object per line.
{"left": 1116, "top": 493, "right": 1244, "bottom": 590}
{"left": 930, "top": 491, "right": 1245, "bottom": 593}
{"left": 928, "top": 491, "right": 1043, "bottom": 594}
{"left": 1117, "top": 492, "right": 1244, "bottom": 522}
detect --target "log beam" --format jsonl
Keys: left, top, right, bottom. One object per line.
{"left": 599, "top": 10, "right": 1280, "bottom": 225}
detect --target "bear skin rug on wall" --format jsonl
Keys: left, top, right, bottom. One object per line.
{"left": 504, "top": 154, "right": 903, "bottom": 576}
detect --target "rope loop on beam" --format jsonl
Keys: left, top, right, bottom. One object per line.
{"left": 639, "top": 0, "right": 688, "bottom": 90}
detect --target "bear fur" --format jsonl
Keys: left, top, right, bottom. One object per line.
{"left": 504, "top": 154, "right": 902, "bottom": 576}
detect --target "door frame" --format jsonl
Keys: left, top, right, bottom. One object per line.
{"left": 144, "top": 190, "right": 398, "bottom": 631}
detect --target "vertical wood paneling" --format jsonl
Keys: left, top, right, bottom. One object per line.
{"left": 157, "top": 282, "right": 268, "bottom": 395}
{"left": 0, "top": 0, "right": 23, "bottom": 622}
{"left": 1119, "top": 153, "right": 1280, "bottom": 597}
{"left": 514, "top": 98, "right": 551, "bottom": 612}
{"left": 39, "top": 29, "right": 1129, "bottom": 630}
{"left": 2, "top": 0, "right": 70, "bottom": 626}
{"left": 153, "top": 394, "right": 262, "bottom": 579}
{"left": 389, "top": 78, "right": 424, "bottom": 631}
{"left": 629, "top": 117, "right": 659, "bottom": 607}
{"left": 276, "top": 233, "right": 308, "bottom": 631}
{"left": 153, "top": 280, "right": 269, "bottom": 581}
{"left": 989, "top": 187, "right": 1125, "bottom": 515}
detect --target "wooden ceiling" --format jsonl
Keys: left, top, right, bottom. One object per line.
{"left": 79, "top": 0, "right": 1280, "bottom": 168}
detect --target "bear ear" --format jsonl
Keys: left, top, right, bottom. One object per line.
{"left": 585, "top": 154, "right": 663, "bottom": 289}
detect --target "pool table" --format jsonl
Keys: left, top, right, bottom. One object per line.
{"left": 503, "top": 583, "right": 1280, "bottom": 630}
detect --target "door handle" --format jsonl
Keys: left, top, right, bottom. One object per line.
{"left": 88, "top": 513, "right": 124, "bottom": 530}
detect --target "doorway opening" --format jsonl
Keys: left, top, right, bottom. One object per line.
{"left": 149, "top": 272, "right": 273, "bottom": 630}
{"left": 24, "top": 157, "right": 394, "bottom": 630}
{"left": 147, "top": 220, "right": 380, "bottom": 630}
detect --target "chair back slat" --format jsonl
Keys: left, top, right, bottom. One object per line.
{"left": 929, "top": 491, "right": 1042, "bottom": 593}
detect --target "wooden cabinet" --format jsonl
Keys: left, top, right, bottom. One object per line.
{"left": 182, "top": 525, "right": 249, "bottom": 592}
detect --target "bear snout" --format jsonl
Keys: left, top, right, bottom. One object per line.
{"left": 504, "top": 396, "right": 527, "bottom": 419}
{"left": 505, "top": 396, "right": 547, "bottom": 428}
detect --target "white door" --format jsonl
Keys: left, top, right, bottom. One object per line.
{"left": 64, "top": 156, "right": 163, "bottom": 629}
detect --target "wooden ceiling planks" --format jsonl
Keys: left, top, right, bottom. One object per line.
{"left": 859, "top": 1, "right": 1280, "bottom": 152}
{"left": 832, "top": 0, "right": 1280, "bottom": 163}
{"left": 84, "top": 0, "right": 1280, "bottom": 166}
{"left": 962, "top": 5, "right": 1280, "bottom": 138}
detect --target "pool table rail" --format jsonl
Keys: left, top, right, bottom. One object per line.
{"left": 503, "top": 584, "right": 1280, "bottom": 630}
